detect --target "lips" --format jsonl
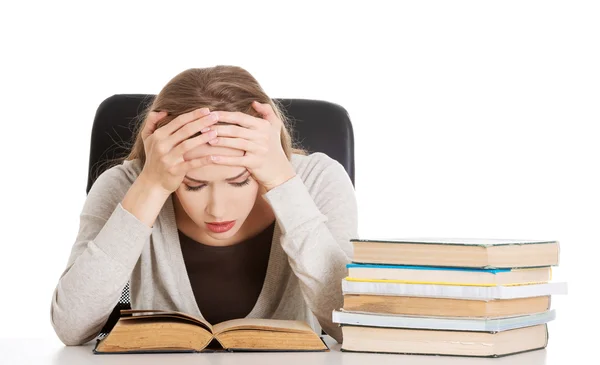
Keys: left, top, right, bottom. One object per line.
{"left": 205, "top": 220, "right": 236, "bottom": 233}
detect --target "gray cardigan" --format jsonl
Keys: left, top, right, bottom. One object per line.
{"left": 50, "top": 152, "right": 358, "bottom": 345}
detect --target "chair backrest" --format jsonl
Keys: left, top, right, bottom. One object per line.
{"left": 87, "top": 94, "right": 355, "bottom": 338}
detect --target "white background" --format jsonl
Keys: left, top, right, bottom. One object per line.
{"left": 1, "top": 0, "right": 598, "bottom": 360}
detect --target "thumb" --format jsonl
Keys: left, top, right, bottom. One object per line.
{"left": 252, "top": 101, "right": 281, "bottom": 127}
{"left": 252, "top": 101, "right": 270, "bottom": 116}
{"left": 142, "top": 110, "right": 168, "bottom": 140}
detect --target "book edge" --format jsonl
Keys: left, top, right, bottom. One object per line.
{"left": 225, "top": 336, "right": 330, "bottom": 352}
{"left": 350, "top": 239, "right": 558, "bottom": 248}
{"left": 332, "top": 310, "right": 556, "bottom": 332}
{"left": 339, "top": 345, "right": 547, "bottom": 358}
{"left": 341, "top": 279, "right": 568, "bottom": 300}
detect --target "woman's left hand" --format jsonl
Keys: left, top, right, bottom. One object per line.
{"left": 207, "top": 101, "right": 297, "bottom": 192}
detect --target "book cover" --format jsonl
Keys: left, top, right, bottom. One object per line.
{"left": 93, "top": 337, "right": 330, "bottom": 354}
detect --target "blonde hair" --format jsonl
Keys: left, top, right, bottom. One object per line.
{"left": 123, "top": 65, "right": 307, "bottom": 167}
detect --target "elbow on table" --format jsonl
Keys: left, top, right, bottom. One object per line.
{"left": 50, "top": 305, "right": 102, "bottom": 346}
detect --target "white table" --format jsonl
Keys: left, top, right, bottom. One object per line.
{"left": 0, "top": 335, "right": 556, "bottom": 365}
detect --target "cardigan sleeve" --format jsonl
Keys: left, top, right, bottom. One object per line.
{"left": 49, "top": 162, "right": 153, "bottom": 346}
{"left": 262, "top": 154, "right": 358, "bottom": 343}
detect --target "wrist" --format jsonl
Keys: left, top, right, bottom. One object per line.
{"left": 137, "top": 171, "right": 172, "bottom": 198}
{"left": 122, "top": 174, "right": 171, "bottom": 228}
{"left": 264, "top": 168, "right": 297, "bottom": 192}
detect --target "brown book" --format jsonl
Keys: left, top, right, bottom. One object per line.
{"left": 340, "top": 324, "right": 548, "bottom": 357}
{"left": 343, "top": 294, "right": 550, "bottom": 317}
{"left": 94, "top": 309, "right": 328, "bottom": 354}
{"left": 351, "top": 238, "right": 559, "bottom": 268}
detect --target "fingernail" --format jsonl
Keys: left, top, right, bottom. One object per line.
{"left": 209, "top": 130, "right": 217, "bottom": 138}
{"left": 209, "top": 138, "right": 218, "bottom": 144}
{"left": 201, "top": 127, "right": 211, "bottom": 133}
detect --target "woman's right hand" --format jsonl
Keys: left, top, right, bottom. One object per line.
{"left": 139, "top": 107, "right": 219, "bottom": 193}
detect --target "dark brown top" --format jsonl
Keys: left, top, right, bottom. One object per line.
{"left": 178, "top": 222, "right": 275, "bottom": 324}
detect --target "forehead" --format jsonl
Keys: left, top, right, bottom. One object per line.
{"left": 187, "top": 164, "right": 247, "bottom": 181}
{"left": 185, "top": 145, "right": 246, "bottom": 181}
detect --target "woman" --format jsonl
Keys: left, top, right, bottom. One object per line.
{"left": 50, "top": 66, "right": 358, "bottom": 346}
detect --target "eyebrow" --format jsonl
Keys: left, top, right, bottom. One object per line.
{"left": 184, "top": 170, "right": 249, "bottom": 184}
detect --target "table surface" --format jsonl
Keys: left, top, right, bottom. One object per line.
{"left": 0, "top": 335, "right": 561, "bottom": 365}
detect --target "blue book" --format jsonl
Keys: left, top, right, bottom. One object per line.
{"left": 346, "top": 263, "right": 511, "bottom": 273}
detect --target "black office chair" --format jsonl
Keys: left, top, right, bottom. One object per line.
{"left": 87, "top": 94, "right": 355, "bottom": 338}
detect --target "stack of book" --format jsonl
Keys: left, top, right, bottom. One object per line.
{"left": 332, "top": 238, "right": 567, "bottom": 357}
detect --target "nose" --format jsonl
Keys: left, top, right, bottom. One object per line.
{"left": 205, "top": 192, "right": 227, "bottom": 220}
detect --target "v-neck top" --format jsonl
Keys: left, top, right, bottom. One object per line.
{"left": 50, "top": 152, "right": 358, "bottom": 346}
{"left": 177, "top": 221, "right": 275, "bottom": 324}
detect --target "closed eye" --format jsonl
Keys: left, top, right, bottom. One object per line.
{"left": 184, "top": 178, "right": 251, "bottom": 191}
{"left": 184, "top": 184, "right": 205, "bottom": 192}
{"left": 230, "top": 178, "right": 251, "bottom": 187}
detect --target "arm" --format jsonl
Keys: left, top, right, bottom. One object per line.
{"left": 49, "top": 163, "right": 169, "bottom": 345}
{"left": 263, "top": 155, "right": 358, "bottom": 343}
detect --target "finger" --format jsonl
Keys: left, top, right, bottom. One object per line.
{"left": 214, "top": 111, "right": 264, "bottom": 129}
{"left": 211, "top": 124, "right": 262, "bottom": 141}
{"left": 165, "top": 130, "right": 218, "bottom": 165}
{"left": 166, "top": 112, "right": 220, "bottom": 146}
{"left": 208, "top": 136, "right": 263, "bottom": 153}
{"left": 142, "top": 111, "right": 168, "bottom": 140}
{"left": 160, "top": 107, "right": 212, "bottom": 135}
{"left": 252, "top": 101, "right": 281, "bottom": 127}
{"left": 210, "top": 155, "right": 249, "bottom": 166}
{"left": 170, "top": 155, "right": 214, "bottom": 176}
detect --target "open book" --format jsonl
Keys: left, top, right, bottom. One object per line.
{"left": 93, "top": 309, "right": 328, "bottom": 353}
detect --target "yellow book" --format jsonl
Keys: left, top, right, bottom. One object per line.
{"left": 346, "top": 264, "right": 552, "bottom": 287}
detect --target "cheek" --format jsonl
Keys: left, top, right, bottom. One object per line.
{"left": 175, "top": 189, "right": 209, "bottom": 215}
{"left": 231, "top": 184, "right": 260, "bottom": 210}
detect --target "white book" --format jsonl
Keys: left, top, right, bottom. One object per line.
{"left": 332, "top": 309, "right": 556, "bottom": 332}
{"left": 342, "top": 279, "right": 568, "bottom": 300}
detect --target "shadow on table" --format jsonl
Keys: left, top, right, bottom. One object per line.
{"left": 50, "top": 338, "right": 547, "bottom": 365}
{"left": 337, "top": 348, "right": 547, "bottom": 365}
{"left": 51, "top": 340, "right": 337, "bottom": 365}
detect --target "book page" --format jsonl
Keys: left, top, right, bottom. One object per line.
{"left": 213, "top": 318, "right": 313, "bottom": 335}
{"left": 120, "top": 309, "right": 213, "bottom": 332}
{"left": 342, "top": 279, "right": 568, "bottom": 299}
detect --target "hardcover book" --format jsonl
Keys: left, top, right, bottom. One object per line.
{"left": 93, "top": 309, "right": 328, "bottom": 354}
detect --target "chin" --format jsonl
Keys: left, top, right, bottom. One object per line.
{"left": 206, "top": 230, "right": 237, "bottom": 240}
